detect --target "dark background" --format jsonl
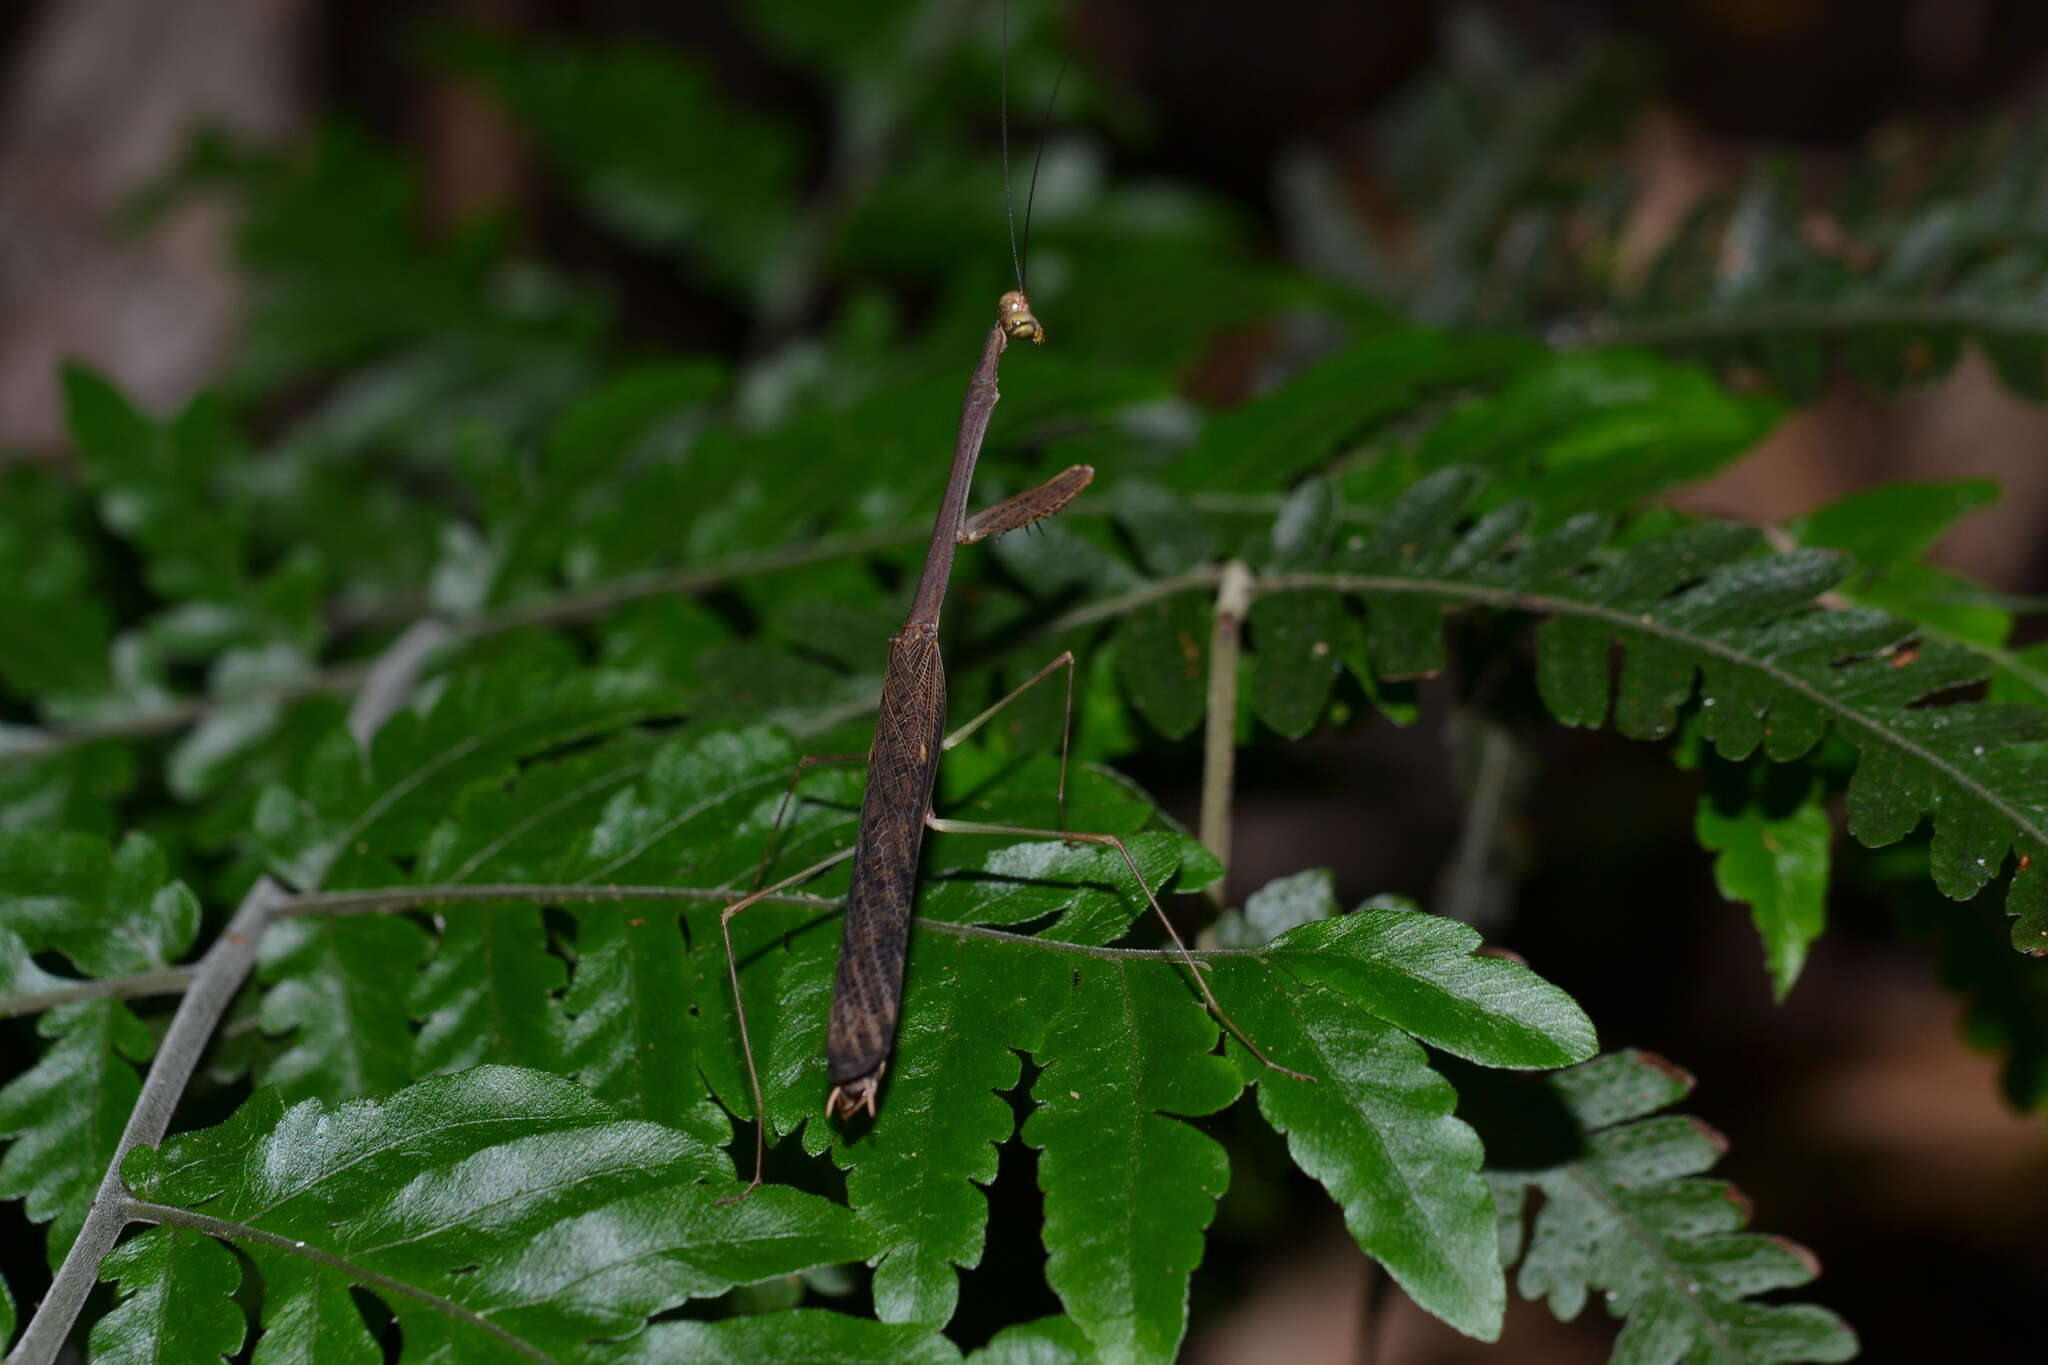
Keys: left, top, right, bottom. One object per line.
{"left": 3, "top": 1, "right": 2047, "bottom": 1360}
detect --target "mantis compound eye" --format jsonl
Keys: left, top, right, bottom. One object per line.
{"left": 997, "top": 289, "right": 1044, "bottom": 345}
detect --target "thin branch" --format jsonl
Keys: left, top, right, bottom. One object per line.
{"left": 122, "top": 1199, "right": 551, "bottom": 1362}
{"left": 9, "top": 879, "right": 291, "bottom": 1365}
{"left": 1019, "top": 566, "right": 1228, "bottom": 647}
{"left": 475, "top": 524, "right": 921, "bottom": 635}
{"left": 0, "top": 509, "right": 1319, "bottom": 772}
{"left": 280, "top": 880, "right": 1288, "bottom": 963}
{"left": 0, "top": 664, "right": 370, "bottom": 763}
{"left": 1, "top": 525, "right": 923, "bottom": 769}
{"left": 279, "top": 879, "right": 1290, "bottom": 964}
{"left": 0, "top": 966, "right": 195, "bottom": 1020}
{"left": 1550, "top": 297, "right": 2048, "bottom": 353}
{"left": 916, "top": 916, "right": 1282, "bottom": 962}
{"left": 0, "top": 965, "right": 195, "bottom": 1019}
{"left": 0, "top": 875, "right": 1286, "bottom": 1025}
{"left": 347, "top": 621, "right": 456, "bottom": 742}
{"left": 6, "top": 619, "right": 452, "bottom": 1365}
{"left": 1437, "top": 714, "right": 1519, "bottom": 931}
{"left": 1199, "top": 560, "right": 1254, "bottom": 908}
{"left": 283, "top": 882, "right": 836, "bottom": 919}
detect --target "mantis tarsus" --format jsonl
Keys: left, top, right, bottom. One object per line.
{"left": 716, "top": 283, "right": 1310, "bottom": 1195}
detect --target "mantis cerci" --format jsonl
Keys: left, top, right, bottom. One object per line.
{"left": 716, "top": 24, "right": 1310, "bottom": 1198}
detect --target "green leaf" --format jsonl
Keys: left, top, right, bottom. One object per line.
{"left": 1260, "top": 908, "right": 1597, "bottom": 1069}
{"left": 0, "top": 468, "right": 113, "bottom": 707}
{"left": 554, "top": 725, "right": 851, "bottom": 890}
{"left": 387, "top": 723, "right": 841, "bottom": 1152}
{"left": 1259, "top": 478, "right": 1341, "bottom": 569}
{"left": 1225, "top": 987, "right": 1505, "bottom": 1339}
{"left": 1200, "top": 903, "right": 1597, "bottom": 1338}
{"left": 1412, "top": 349, "right": 1780, "bottom": 522}
{"left": 545, "top": 359, "right": 728, "bottom": 481}
{"left": 495, "top": 359, "right": 730, "bottom": 592}
{"left": 166, "top": 645, "right": 317, "bottom": 802}
{"left": 608, "top": 1311, "right": 961, "bottom": 1364}
{"left": 1114, "top": 592, "right": 1212, "bottom": 740}
{"left": 1248, "top": 589, "right": 1351, "bottom": 738}
{"left": 1213, "top": 867, "right": 1343, "bottom": 947}
{"left": 837, "top": 930, "right": 1065, "bottom": 1325}
{"left": 1111, "top": 481, "right": 1217, "bottom": 577}
{"left": 244, "top": 1246, "right": 381, "bottom": 1365}
{"left": 121, "top": 1068, "right": 868, "bottom": 1359}
{"left": 437, "top": 31, "right": 802, "bottom": 295}
{"left": 1696, "top": 764, "right": 1833, "bottom": 999}
{"left": 409, "top": 909, "right": 566, "bottom": 1077}
{"left": 1497, "top": 1050, "right": 1858, "bottom": 1363}
{"left": 965, "top": 1315, "right": 1095, "bottom": 1364}
{"left": 1789, "top": 479, "right": 1999, "bottom": 573}
{"left": 563, "top": 906, "right": 732, "bottom": 1150}
{"left": 1168, "top": 329, "right": 1534, "bottom": 492}
{"left": 87, "top": 1225, "right": 245, "bottom": 1365}
{"left": 256, "top": 915, "right": 429, "bottom": 1104}
{"left": 64, "top": 367, "right": 249, "bottom": 604}
{"left": 1024, "top": 961, "right": 1242, "bottom": 1365}
{"left": 0, "top": 831, "right": 199, "bottom": 977}
{"left": 1786, "top": 480, "right": 2037, "bottom": 700}
{"left": 0, "top": 1001, "right": 153, "bottom": 1264}
{"left": 254, "top": 660, "right": 669, "bottom": 891}
{"left": 0, "top": 737, "right": 134, "bottom": 837}
{"left": 1846, "top": 561, "right": 2017, "bottom": 663}
{"left": 1246, "top": 478, "right": 2048, "bottom": 948}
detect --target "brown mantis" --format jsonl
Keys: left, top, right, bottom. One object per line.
{"left": 713, "top": 20, "right": 1307, "bottom": 1193}
{"left": 715, "top": 280, "right": 1310, "bottom": 1194}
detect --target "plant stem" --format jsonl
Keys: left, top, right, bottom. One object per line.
{"left": 283, "top": 883, "right": 836, "bottom": 918}
{"left": 121, "top": 1199, "right": 551, "bottom": 1362}
{"left": 0, "top": 966, "right": 195, "bottom": 1020}
{"left": 1022, "top": 566, "right": 1229, "bottom": 646}
{"left": 0, "top": 525, "right": 924, "bottom": 768}
{"left": 0, "top": 880, "right": 1291, "bottom": 1023}
{"left": 1199, "top": 560, "right": 1254, "bottom": 908}
{"left": 1552, "top": 297, "right": 2048, "bottom": 353}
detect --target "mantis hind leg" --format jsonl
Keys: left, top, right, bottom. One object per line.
{"left": 944, "top": 650, "right": 1076, "bottom": 829}
{"left": 749, "top": 752, "right": 866, "bottom": 891}
{"left": 718, "top": 750, "right": 867, "bottom": 1198}
{"left": 716, "top": 845, "right": 856, "bottom": 1202}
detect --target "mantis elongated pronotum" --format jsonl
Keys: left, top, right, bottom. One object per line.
{"left": 716, "top": 50, "right": 1308, "bottom": 1201}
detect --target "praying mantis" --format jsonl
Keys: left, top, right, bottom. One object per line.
{"left": 712, "top": 14, "right": 1308, "bottom": 1196}
{"left": 714, "top": 280, "right": 1308, "bottom": 1193}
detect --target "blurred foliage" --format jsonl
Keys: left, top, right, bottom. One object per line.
{"left": 1487, "top": 1051, "right": 1856, "bottom": 1362}
{"left": 10, "top": 0, "right": 2048, "bottom": 1359}
{"left": 1283, "top": 9, "right": 2048, "bottom": 403}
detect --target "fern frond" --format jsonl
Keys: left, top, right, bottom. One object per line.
{"left": 0, "top": 833, "right": 199, "bottom": 1263}
{"left": 1298, "top": 14, "right": 2048, "bottom": 403}
{"left": 1234, "top": 468, "right": 2048, "bottom": 952}
{"left": 111, "top": 1067, "right": 874, "bottom": 1361}
{"left": 1492, "top": 1050, "right": 1858, "bottom": 1363}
